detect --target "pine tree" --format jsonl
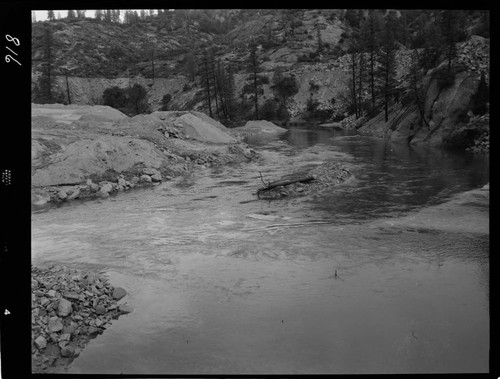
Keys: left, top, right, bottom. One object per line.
{"left": 76, "top": 10, "right": 86, "bottom": 19}
{"left": 185, "top": 53, "right": 197, "bottom": 82}
{"left": 67, "top": 10, "right": 76, "bottom": 19}
{"left": 360, "top": 10, "right": 383, "bottom": 110}
{"left": 247, "top": 40, "right": 262, "bottom": 119}
{"left": 32, "top": 11, "right": 36, "bottom": 23}
{"left": 95, "top": 10, "right": 103, "bottom": 21}
{"left": 199, "top": 49, "right": 214, "bottom": 118}
{"left": 376, "top": 17, "right": 398, "bottom": 122}
{"left": 47, "top": 10, "right": 55, "bottom": 21}
{"left": 440, "top": 10, "right": 465, "bottom": 73}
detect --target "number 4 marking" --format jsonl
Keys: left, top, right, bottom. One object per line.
{"left": 4, "top": 309, "right": 10, "bottom": 315}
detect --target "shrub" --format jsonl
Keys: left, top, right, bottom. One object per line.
{"left": 102, "top": 83, "right": 149, "bottom": 116}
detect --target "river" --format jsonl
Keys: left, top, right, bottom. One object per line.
{"left": 31, "top": 127, "right": 489, "bottom": 374}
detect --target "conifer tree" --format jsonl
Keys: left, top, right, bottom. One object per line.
{"left": 67, "top": 10, "right": 76, "bottom": 19}
{"left": 47, "top": 10, "right": 55, "bottom": 21}
{"left": 376, "top": 16, "right": 398, "bottom": 122}
{"left": 247, "top": 40, "right": 262, "bottom": 119}
{"left": 95, "top": 10, "right": 103, "bottom": 21}
{"left": 360, "top": 10, "right": 383, "bottom": 110}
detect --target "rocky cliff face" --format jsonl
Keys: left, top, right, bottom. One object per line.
{"left": 357, "top": 36, "right": 489, "bottom": 147}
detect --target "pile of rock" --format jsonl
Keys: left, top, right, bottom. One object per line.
{"left": 32, "top": 168, "right": 170, "bottom": 207}
{"left": 31, "top": 264, "right": 132, "bottom": 373}
{"left": 257, "top": 161, "right": 352, "bottom": 200}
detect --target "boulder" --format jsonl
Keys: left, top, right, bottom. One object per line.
{"left": 32, "top": 193, "right": 51, "bottom": 206}
{"left": 131, "top": 176, "right": 140, "bottom": 184}
{"left": 57, "top": 191, "right": 67, "bottom": 201}
{"left": 68, "top": 188, "right": 80, "bottom": 200}
{"left": 119, "top": 304, "right": 134, "bottom": 314}
{"left": 57, "top": 298, "right": 72, "bottom": 317}
{"left": 48, "top": 318, "right": 63, "bottom": 333}
{"left": 61, "top": 345, "right": 75, "bottom": 357}
{"left": 142, "top": 167, "right": 160, "bottom": 176}
{"left": 95, "top": 304, "right": 107, "bottom": 315}
{"left": 118, "top": 178, "right": 126, "bottom": 187}
{"left": 140, "top": 174, "right": 152, "bottom": 183}
{"left": 99, "top": 183, "right": 113, "bottom": 194}
{"left": 151, "top": 173, "right": 162, "bottom": 182}
{"left": 34, "top": 335, "right": 47, "bottom": 350}
{"left": 112, "top": 287, "right": 127, "bottom": 300}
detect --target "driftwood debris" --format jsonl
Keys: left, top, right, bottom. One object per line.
{"left": 257, "top": 174, "right": 315, "bottom": 194}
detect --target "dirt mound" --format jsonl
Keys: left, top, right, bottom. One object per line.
{"left": 151, "top": 111, "right": 237, "bottom": 143}
{"left": 32, "top": 103, "right": 127, "bottom": 125}
{"left": 31, "top": 136, "right": 167, "bottom": 187}
{"left": 233, "top": 120, "right": 287, "bottom": 136}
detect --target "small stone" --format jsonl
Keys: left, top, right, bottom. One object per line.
{"left": 47, "top": 290, "right": 57, "bottom": 297}
{"left": 90, "top": 183, "right": 100, "bottom": 192}
{"left": 62, "top": 324, "right": 76, "bottom": 335}
{"left": 94, "top": 318, "right": 103, "bottom": 327}
{"left": 57, "top": 298, "right": 72, "bottom": 317}
{"left": 95, "top": 305, "right": 107, "bottom": 315}
{"left": 112, "top": 287, "right": 127, "bottom": 300}
{"left": 119, "top": 304, "right": 134, "bottom": 314}
{"left": 59, "top": 333, "right": 71, "bottom": 341}
{"left": 86, "top": 179, "right": 93, "bottom": 186}
{"left": 61, "top": 345, "right": 75, "bottom": 358}
{"left": 57, "top": 191, "right": 67, "bottom": 201}
{"left": 34, "top": 336, "right": 47, "bottom": 350}
{"left": 131, "top": 176, "right": 140, "bottom": 184}
{"left": 48, "top": 318, "right": 63, "bottom": 333}
{"left": 63, "top": 292, "right": 79, "bottom": 300}
{"left": 118, "top": 178, "right": 126, "bottom": 187}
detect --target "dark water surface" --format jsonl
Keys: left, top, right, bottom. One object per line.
{"left": 31, "top": 128, "right": 489, "bottom": 374}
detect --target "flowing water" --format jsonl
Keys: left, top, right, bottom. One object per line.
{"left": 31, "top": 127, "right": 489, "bottom": 374}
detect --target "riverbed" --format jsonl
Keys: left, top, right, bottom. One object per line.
{"left": 31, "top": 127, "right": 489, "bottom": 374}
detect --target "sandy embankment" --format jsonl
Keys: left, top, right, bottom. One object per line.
{"left": 31, "top": 103, "right": 259, "bottom": 208}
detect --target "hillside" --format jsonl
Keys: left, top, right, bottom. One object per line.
{"left": 31, "top": 9, "right": 489, "bottom": 149}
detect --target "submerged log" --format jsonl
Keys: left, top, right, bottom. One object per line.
{"left": 257, "top": 176, "right": 316, "bottom": 194}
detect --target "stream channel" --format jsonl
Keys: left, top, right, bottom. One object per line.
{"left": 31, "top": 127, "right": 490, "bottom": 374}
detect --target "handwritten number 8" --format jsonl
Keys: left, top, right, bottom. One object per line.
{"left": 6, "top": 34, "right": 20, "bottom": 46}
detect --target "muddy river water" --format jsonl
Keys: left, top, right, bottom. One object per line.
{"left": 31, "top": 127, "right": 489, "bottom": 374}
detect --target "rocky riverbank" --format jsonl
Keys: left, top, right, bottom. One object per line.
{"left": 31, "top": 264, "right": 132, "bottom": 373}
{"left": 31, "top": 104, "right": 260, "bottom": 209}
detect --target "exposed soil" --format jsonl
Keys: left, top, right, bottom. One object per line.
{"left": 31, "top": 104, "right": 260, "bottom": 209}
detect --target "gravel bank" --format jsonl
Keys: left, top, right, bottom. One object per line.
{"left": 31, "top": 264, "right": 132, "bottom": 373}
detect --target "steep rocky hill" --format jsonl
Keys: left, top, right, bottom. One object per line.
{"left": 32, "top": 9, "right": 489, "bottom": 147}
